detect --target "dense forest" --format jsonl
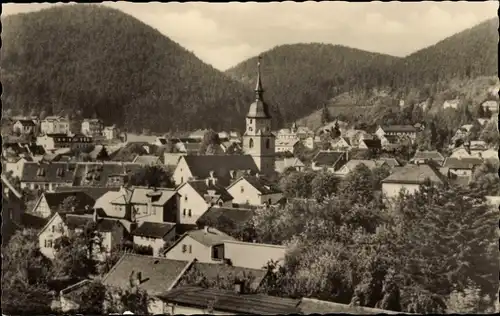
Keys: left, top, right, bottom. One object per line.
{"left": 227, "top": 18, "right": 499, "bottom": 126}
{"left": 1, "top": 5, "right": 283, "bottom": 133}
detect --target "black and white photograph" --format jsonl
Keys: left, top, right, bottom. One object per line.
{"left": 1, "top": 1, "right": 499, "bottom": 315}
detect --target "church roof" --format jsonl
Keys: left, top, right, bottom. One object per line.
{"left": 247, "top": 56, "right": 271, "bottom": 119}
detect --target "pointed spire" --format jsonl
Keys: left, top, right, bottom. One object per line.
{"left": 255, "top": 55, "right": 264, "bottom": 101}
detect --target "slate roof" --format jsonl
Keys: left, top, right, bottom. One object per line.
{"left": 158, "top": 286, "right": 301, "bottom": 315}
{"left": 54, "top": 186, "right": 120, "bottom": 200}
{"left": 21, "top": 162, "right": 77, "bottom": 183}
{"left": 132, "top": 222, "right": 176, "bottom": 238}
{"left": 186, "top": 228, "right": 236, "bottom": 247}
{"left": 41, "top": 191, "right": 96, "bottom": 213}
{"left": 228, "top": 176, "right": 282, "bottom": 195}
{"left": 164, "top": 153, "right": 184, "bottom": 166}
{"left": 26, "top": 144, "right": 46, "bottom": 156}
{"left": 312, "top": 151, "right": 346, "bottom": 167}
{"left": 102, "top": 253, "right": 189, "bottom": 296}
{"left": 382, "top": 164, "right": 447, "bottom": 185}
{"left": 412, "top": 151, "right": 445, "bottom": 162}
{"left": 132, "top": 155, "right": 161, "bottom": 165}
{"left": 129, "top": 187, "right": 177, "bottom": 206}
{"left": 378, "top": 157, "right": 401, "bottom": 167}
{"left": 72, "top": 162, "right": 142, "bottom": 187}
{"left": 21, "top": 213, "right": 49, "bottom": 230}
{"left": 15, "top": 119, "right": 36, "bottom": 126}
{"left": 196, "top": 207, "right": 255, "bottom": 231}
{"left": 182, "top": 155, "right": 259, "bottom": 186}
{"left": 186, "top": 180, "right": 234, "bottom": 203}
{"left": 380, "top": 125, "right": 417, "bottom": 133}
{"left": 62, "top": 213, "right": 123, "bottom": 232}
{"left": 443, "top": 157, "right": 483, "bottom": 170}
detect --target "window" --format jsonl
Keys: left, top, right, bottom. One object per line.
{"left": 268, "top": 198, "right": 272, "bottom": 205}
{"left": 183, "top": 209, "right": 186, "bottom": 216}
{"left": 240, "top": 186, "right": 244, "bottom": 193}
{"left": 46, "top": 240, "right": 53, "bottom": 248}
{"left": 249, "top": 119, "right": 253, "bottom": 124}
{"left": 182, "top": 245, "right": 187, "bottom": 253}
{"left": 212, "top": 245, "right": 224, "bottom": 260}
{"left": 249, "top": 138, "right": 254, "bottom": 148}
{"left": 218, "top": 201, "right": 223, "bottom": 207}
{"left": 266, "top": 138, "right": 270, "bottom": 149}
{"left": 51, "top": 225, "right": 55, "bottom": 233}
{"left": 188, "top": 245, "right": 192, "bottom": 253}
{"left": 188, "top": 209, "right": 192, "bottom": 217}
{"left": 184, "top": 195, "right": 188, "bottom": 201}
{"left": 181, "top": 177, "right": 184, "bottom": 183}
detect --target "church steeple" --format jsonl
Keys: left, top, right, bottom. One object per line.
{"left": 255, "top": 56, "right": 264, "bottom": 101}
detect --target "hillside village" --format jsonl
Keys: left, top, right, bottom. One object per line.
{"left": 2, "top": 4, "right": 500, "bottom": 316}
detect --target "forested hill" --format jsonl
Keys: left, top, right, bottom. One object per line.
{"left": 225, "top": 44, "right": 399, "bottom": 124}
{"left": 1, "top": 4, "right": 281, "bottom": 133}
{"left": 226, "top": 18, "right": 499, "bottom": 125}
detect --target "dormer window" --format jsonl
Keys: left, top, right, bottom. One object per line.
{"left": 211, "top": 244, "right": 224, "bottom": 260}
{"left": 36, "top": 168, "right": 45, "bottom": 177}
{"left": 240, "top": 186, "right": 244, "bottom": 193}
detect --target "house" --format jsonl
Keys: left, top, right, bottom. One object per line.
{"left": 31, "top": 191, "right": 96, "bottom": 218}
{"left": 381, "top": 164, "right": 447, "bottom": 199}
{"left": 298, "top": 297, "right": 405, "bottom": 314}
{"left": 176, "top": 141, "right": 203, "bottom": 154}
{"left": 410, "top": 151, "right": 445, "bottom": 165}
{"left": 302, "top": 136, "right": 315, "bottom": 149}
{"left": 129, "top": 187, "right": 179, "bottom": 223}
{"left": 189, "top": 129, "right": 210, "bottom": 140}
{"left": 275, "top": 157, "right": 306, "bottom": 173}
{"left": 176, "top": 179, "right": 234, "bottom": 225}
{"left": 13, "top": 119, "right": 36, "bottom": 135}
{"left": 54, "top": 186, "right": 120, "bottom": 200}
{"left": 477, "top": 118, "right": 490, "bottom": 126}
{"left": 40, "top": 116, "right": 70, "bottom": 135}
{"left": 103, "top": 125, "right": 119, "bottom": 140}
{"left": 101, "top": 253, "right": 190, "bottom": 314}
{"left": 131, "top": 222, "right": 177, "bottom": 256}
{"left": 20, "top": 162, "right": 76, "bottom": 191}
{"left": 330, "top": 137, "right": 352, "bottom": 151}
{"left": 59, "top": 279, "right": 94, "bottom": 312}
{"left": 81, "top": 119, "right": 103, "bottom": 137}
{"left": 378, "top": 157, "right": 401, "bottom": 168}
{"left": 442, "top": 99, "right": 460, "bottom": 110}
{"left": 38, "top": 211, "right": 125, "bottom": 260}
{"left": 335, "top": 160, "right": 386, "bottom": 177}
{"left": 482, "top": 100, "right": 499, "bottom": 113}
{"left": 4, "top": 156, "right": 31, "bottom": 178}
{"left": 196, "top": 207, "right": 255, "bottom": 236}
{"left": 226, "top": 175, "right": 283, "bottom": 207}
{"left": 442, "top": 157, "right": 483, "bottom": 177}
{"left": 93, "top": 186, "right": 133, "bottom": 220}
{"left": 220, "top": 141, "right": 242, "bottom": 154}
{"left": 37, "top": 133, "right": 93, "bottom": 151}
{"left": 275, "top": 139, "right": 299, "bottom": 154}
{"left": 154, "top": 137, "right": 168, "bottom": 146}
{"left": 480, "top": 149, "right": 499, "bottom": 160}
{"left": 173, "top": 155, "right": 259, "bottom": 186}
{"left": 2, "top": 174, "right": 25, "bottom": 243}
{"left": 163, "top": 227, "right": 235, "bottom": 262}
{"left": 375, "top": 125, "right": 417, "bottom": 141}
{"left": 311, "top": 151, "right": 348, "bottom": 172}
{"left": 449, "top": 145, "right": 489, "bottom": 159}
{"left": 215, "top": 240, "right": 287, "bottom": 270}
{"left": 72, "top": 162, "right": 142, "bottom": 187}
{"left": 132, "top": 155, "right": 162, "bottom": 165}
{"left": 164, "top": 152, "right": 185, "bottom": 168}
{"left": 157, "top": 286, "right": 301, "bottom": 315}
{"left": 379, "top": 134, "right": 404, "bottom": 149}
{"left": 358, "top": 139, "right": 382, "bottom": 151}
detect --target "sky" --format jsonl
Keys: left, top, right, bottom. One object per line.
{"left": 2, "top": 1, "right": 498, "bottom": 71}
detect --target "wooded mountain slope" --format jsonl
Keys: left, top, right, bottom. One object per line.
{"left": 1, "top": 4, "right": 282, "bottom": 132}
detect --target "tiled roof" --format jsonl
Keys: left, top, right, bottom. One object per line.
{"left": 412, "top": 151, "right": 445, "bottom": 161}
{"left": 342, "top": 160, "right": 381, "bottom": 171}
{"left": 378, "top": 157, "right": 401, "bottom": 167}
{"left": 382, "top": 134, "right": 401, "bottom": 144}
{"left": 187, "top": 227, "right": 236, "bottom": 246}
{"left": 230, "top": 176, "right": 282, "bottom": 195}
{"left": 129, "top": 187, "right": 177, "bottom": 206}
{"left": 158, "top": 286, "right": 301, "bottom": 315}
{"left": 15, "top": 119, "right": 36, "bottom": 126}
{"left": 164, "top": 153, "right": 184, "bottom": 166}
{"left": 21, "top": 162, "right": 77, "bottom": 183}
{"left": 54, "top": 186, "right": 120, "bottom": 200}
{"left": 443, "top": 157, "right": 483, "bottom": 170}
{"left": 196, "top": 207, "right": 255, "bottom": 231}
{"left": 132, "top": 221, "right": 176, "bottom": 238}
{"left": 186, "top": 180, "right": 234, "bottom": 203}
{"left": 312, "top": 151, "right": 346, "bottom": 167}
{"left": 132, "top": 155, "right": 161, "bottom": 165}
{"left": 382, "top": 164, "right": 447, "bottom": 185}
{"left": 380, "top": 125, "right": 417, "bottom": 133}
{"left": 102, "top": 253, "right": 189, "bottom": 296}
{"left": 182, "top": 155, "right": 259, "bottom": 186}
{"left": 62, "top": 214, "right": 122, "bottom": 232}
{"left": 26, "top": 144, "right": 46, "bottom": 156}
{"left": 21, "top": 213, "right": 49, "bottom": 230}
{"left": 299, "top": 297, "right": 404, "bottom": 315}
{"left": 72, "top": 162, "right": 142, "bottom": 187}
{"left": 60, "top": 279, "right": 92, "bottom": 304}
{"left": 42, "top": 191, "right": 96, "bottom": 213}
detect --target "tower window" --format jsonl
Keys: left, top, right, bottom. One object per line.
{"left": 266, "top": 138, "right": 270, "bottom": 149}
{"left": 249, "top": 119, "right": 253, "bottom": 124}
{"left": 249, "top": 138, "right": 254, "bottom": 148}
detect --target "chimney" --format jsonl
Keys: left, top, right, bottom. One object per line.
{"left": 204, "top": 226, "right": 209, "bottom": 234}
{"left": 209, "top": 170, "right": 215, "bottom": 178}
{"left": 93, "top": 209, "right": 98, "bottom": 222}
{"left": 229, "top": 170, "right": 235, "bottom": 179}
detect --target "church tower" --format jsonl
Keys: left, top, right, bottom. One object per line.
{"left": 243, "top": 56, "right": 275, "bottom": 176}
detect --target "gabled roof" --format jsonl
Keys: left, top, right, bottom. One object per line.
{"left": 382, "top": 164, "right": 447, "bottom": 185}
{"left": 15, "top": 119, "right": 36, "bottom": 126}
{"left": 412, "top": 151, "right": 445, "bottom": 161}
{"left": 182, "top": 180, "right": 234, "bottom": 203}
{"left": 60, "top": 279, "right": 93, "bottom": 304}
{"left": 72, "top": 162, "right": 142, "bottom": 187}
{"left": 312, "top": 151, "right": 346, "bottom": 167}
{"left": 378, "top": 157, "right": 401, "bottom": 168}
{"left": 379, "top": 125, "right": 417, "bottom": 133}
{"left": 341, "top": 160, "right": 384, "bottom": 172}
{"left": 164, "top": 153, "right": 184, "bottom": 166}
{"left": 158, "top": 286, "right": 301, "bottom": 315}
{"left": 132, "top": 221, "right": 176, "bottom": 238}
{"left": 102, "top": 253, "right": 189, "bottom": 296}
{"left": 299, "top": 297, "right": 405, "bottom": 315}
{"left": 228, "top": 176, "right": 282, "bottom": 195}
{"left": 21, "top": 162, "right": 77, "bottom": 183}
{"left": 54, "top": 186, "right": 120, "bottom": 200}
{"left": 129, "top": 187, "right": 177, "bottom": 206}
{"left": 360, "top": 139, "right": 382, "bottom": 149}
{"left": 196, "top": 207, "right": 255, "bottom": 232}
{"left": 181, "top": 155, "right": 259, "bottom": 186}
{"left": 132, "top": 155, "right": 161, "bottom": 165}
{"left": 332, "top": 137, "right": 351, "bottom": 146}
{"left": 40, "top": 191, "right": 96, "bottom": 213}
{"left": 62, "top": 213, "right": 123, "bottom": 232}
{"left": 443, "top": 157, "right": 483, "bottom": 170}
{"left": 187, "top": 227, "right": 236, "bottom": 246}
